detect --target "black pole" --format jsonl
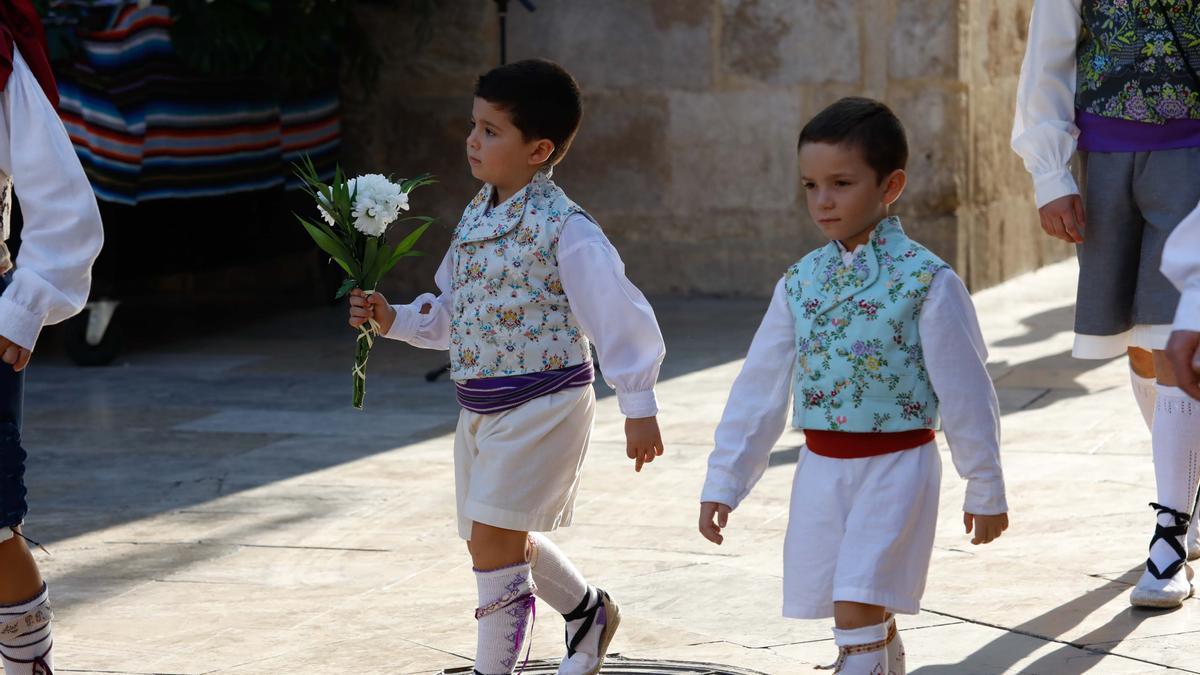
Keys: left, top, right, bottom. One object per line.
{"left": 496, "top": 0, "right": 509, "bottom": 65}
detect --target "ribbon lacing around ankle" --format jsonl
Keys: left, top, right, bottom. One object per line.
{"left": 475, "top": 589, "right": 536, "bottom": 675}
{"left": 1147, "top": 502, "right": 1191, "bottom": 580}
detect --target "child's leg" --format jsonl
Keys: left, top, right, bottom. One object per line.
{"left": 0, "top": 367, "right": 51, "bottom": 675}
{"left": 1131, "top": 352, "right": 1200, "bottom": 608}
{"left": 1129, "top": 347, "right": 1157, "bottom": 430}
{"left": 527, "top": 533, "right": 618, "bottom": 675}
{"left": 823, "top": 603, "right": 888, "bottom": 674}
{"left": 884, "top": 613, "right": 905, "bottom": 675}
{"left": 470, "top": 523, "right": 535, "bottom": 675}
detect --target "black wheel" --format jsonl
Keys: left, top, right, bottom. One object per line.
{"left": 63, "top": 307, "right": 122, "bottom": 366}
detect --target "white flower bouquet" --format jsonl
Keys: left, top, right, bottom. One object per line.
{"left": 294, "top": 156, "right": 436, "bottom": 409}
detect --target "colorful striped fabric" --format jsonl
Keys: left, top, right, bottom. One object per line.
{"left": 55, "top": 4, "right": 339, "bottom": 205}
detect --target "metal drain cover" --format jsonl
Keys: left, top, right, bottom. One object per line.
{"left": 441, "top": 655, "right": 769, "bottom": 674}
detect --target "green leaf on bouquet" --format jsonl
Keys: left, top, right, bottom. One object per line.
{"left": 362, "top": 237, "right": 380, "bottom": 283}
{"left": 393, "top": 219, "right": 433, "bottom": 254}
{"left": 400, "top": 173, "right": 437, "bottom": 193}
{"left": 334, "top": 277, "right": 359, "bottom": 299}
{"left": 297, "top": 215, "right": 360, "bottom": 278}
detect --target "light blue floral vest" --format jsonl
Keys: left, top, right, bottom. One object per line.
{"left": 449, "top": 169, "right": 593, "bottom": 380}
{"left": 785, "top": 217, "right": 948, "bottom": 433}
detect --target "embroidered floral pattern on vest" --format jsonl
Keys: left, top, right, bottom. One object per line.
{"left": 1077, "top": 0, "right": 1200, "bottom": 124}
{"left": 450, "top": 169, "right": 592, "bottom": 380}
{"left": 785, "top": 217, "right": 947, "bottom": 433}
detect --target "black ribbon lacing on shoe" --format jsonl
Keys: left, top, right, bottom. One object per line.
{"left": 1147, "top": 502, "right": 1191, "bottom": 580}
{"left": 562, "top": 587, "right": 603, "bottom": 659}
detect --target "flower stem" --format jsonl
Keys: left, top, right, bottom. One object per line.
{"left": 351, "top": 288, "right": 381, "bottom": 410}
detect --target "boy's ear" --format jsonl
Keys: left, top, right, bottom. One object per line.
{"left": 528, "top": 139, "right": 556, "bottom": 166}
{"left": 882, "top": 169, "right": 906, "bottom": 206}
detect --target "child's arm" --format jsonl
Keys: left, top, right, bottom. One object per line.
{"left": 1011, "top": 0, "right": 1085, "bottom": 241}
{"left": 1163, "top": 202, "right": 1200, "bottom": 399}
{"left": 558, "top": 214, "right": 666, "bottom": 471}
{"left": 347, "top": 247, "right": 453, "bottom": 351}
{"left": 699, "top": 278, "right": 796, "bottom": 544}
{"left": 0, "top": 49, "right": 103, "bottom": 361}
{"left": 920, "top": 269, "right": 1008, "bottom": 544}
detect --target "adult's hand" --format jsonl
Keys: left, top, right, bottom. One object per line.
{"left": 1038, "top": 194, "right": 1086, "bottom": 243}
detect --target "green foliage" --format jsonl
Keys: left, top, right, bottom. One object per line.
{"left": 293, "top": 154, "right": 435, "bottom": 297}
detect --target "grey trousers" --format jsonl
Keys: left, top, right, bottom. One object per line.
{"left": 1078, "top": 148, "right": 1200, "bottom": 338}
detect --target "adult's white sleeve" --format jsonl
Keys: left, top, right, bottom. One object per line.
{"left": 1163, "top": 199, "right": 1200, "bottom": 332}
{"left": 0, "top": 49, "right": 103, "bottom": 350}
{"left": 1011, "top": 0, "right": 1083, "bottom": 208}
{"left": 700, "top": 278, "right": 796, "bottom": 510}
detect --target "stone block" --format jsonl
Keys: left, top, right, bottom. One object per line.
{"left": 665, "top": 90, "right": 800, "bottom": 213}
{"left": 887, "top": 85, "right": 965, "bottom": 216}
{"left": 889, "top": 0, "right": 959, "bottom": 81}
{"left": 553, "top": 92, "right": 672, "bottom": 214}
{"left": 508, "top": 0, "right": 714, "bottom": 91}
{"left": 720, "top": 0, "right": 860, "bottom": 86}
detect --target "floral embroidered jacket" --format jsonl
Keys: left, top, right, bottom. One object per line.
{"left": 1077, "top": 0, "right": 1200, "bottom": 124}
{"left": 449, "top": 169, "right": 592, "bottom": 380}
{"left": 785, "top": 217, "right": 949, "bottom": 433}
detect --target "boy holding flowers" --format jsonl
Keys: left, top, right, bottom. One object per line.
{"left": 348, "top": 59, "right": 665, "bottom": 675}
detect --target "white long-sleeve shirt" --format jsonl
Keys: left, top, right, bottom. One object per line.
{"left": 0, "top": 49, "right": 103, "bottom": 350}
{"left": 385, "top": 213, "right": 666, "bottom": 419}
{"left": 701, "top": 260, "right": 1007, "bottom": 517}
{"left": 1164, "top": 199, "right": 1200, "bottom": 332}
{"left": 1011, "top": 0, "right": 1084, "bottom": 208}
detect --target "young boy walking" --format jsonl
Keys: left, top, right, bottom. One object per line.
{"left": 699, "top": 98, "right": 1008, "bottom": 674}
{"left": 348, "top": 60, "right": 666, "bottom": 675}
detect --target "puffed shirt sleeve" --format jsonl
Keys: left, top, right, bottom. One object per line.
{"left": 921, "top": 269, "right": 1008, "bottom": 515}
{"left": 1011, "top": 0, "right": 1084, "bottom": 208}
{"left": 382, "top": 246, "right": 453, "bottom": 350}
{"left": 0, "top": 49, "right": 103, "bottom": 350}
{"left": 1163, "top": 199, "right": 1200, "bottom": 332}
{"left": 700, "top": 278, "right": 796, "bottom": 510}
{"left": 558, "top": 214, "right": 665, "bottom": 419}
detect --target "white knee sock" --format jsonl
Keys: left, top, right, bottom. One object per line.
{"left": 1131, "top": 369, "right": 1158, "bottom": 431}
{"left": 1152, "top": 386, "right": 1200, "bottom": 515}
{"left": 828, "top": 622, "right": 888, "bottom": 674}
{"left": 473, "top": 563, "right": 535, "bottom": 675}
{"left": 0, "top": 584, "right": 52, "bottom": 675}
{"left": 885, "top": 616, "right": 905, "bottom": 675}
{"left": 528, "top": 533, "right": 603, "bottom": 661}
{"left": 1147, "top": 386, "right": 1200, "bottom": 579}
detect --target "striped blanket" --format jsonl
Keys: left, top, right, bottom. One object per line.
{"left": 56, "top": 4, "right": 340, "bottom": 205}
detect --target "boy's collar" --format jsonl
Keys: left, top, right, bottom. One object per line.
{"left": 485, "top": 166, "right": 554, "bottom": 211}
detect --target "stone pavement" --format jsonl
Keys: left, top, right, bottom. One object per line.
{"left": 17, "top": 259, "right": 1200, "bottom": 674}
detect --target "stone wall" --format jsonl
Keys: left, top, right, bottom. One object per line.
{"left": 343, "top": 0, "right": 1072, "bottom": 299}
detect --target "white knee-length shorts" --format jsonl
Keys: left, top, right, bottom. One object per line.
{"left": 454, "top": 385, "right": 596, "bottom": 540}
{"left": 783, "top": 441, "right": 942, "bottom": 619}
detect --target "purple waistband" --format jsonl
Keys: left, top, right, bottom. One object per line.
{"left": 1076, "top": 110, "right": 1200, "bottom": 152}
{"left": 456, "top": 362, "right": 595, "bottom": 414}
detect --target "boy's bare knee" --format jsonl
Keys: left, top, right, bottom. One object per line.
{"left": 1129, "top": 347, "right": 1156, "bottom": 378}
{"left": 833, "top": 601, "right": 887, "bottom": 629}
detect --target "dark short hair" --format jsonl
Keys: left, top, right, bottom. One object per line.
{"left": 797, "top": 97, "right": 908, "bottom": 182}
{"left": 474, "top": 59, "right": 583, "bottom": 166}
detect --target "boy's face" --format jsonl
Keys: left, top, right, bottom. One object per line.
{"left": 799, "top": 141, "right": 904, "bottom": 248}
{"left": 466, "top": 97, "right": 551, "bottom": 189}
